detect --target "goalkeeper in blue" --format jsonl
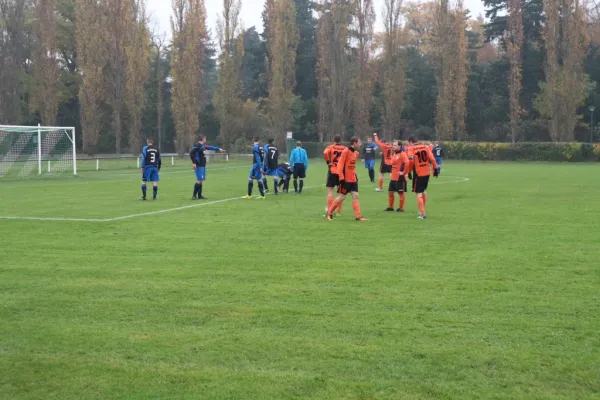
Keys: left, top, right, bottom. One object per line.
{"left": 140, "top": 138, "right": 161, "bottom": 200}
{"left": 242, "top": 136, "right": 266, "bottom": 199}
{"left": 189, "top": 136, "right": 225, "bottom": 200}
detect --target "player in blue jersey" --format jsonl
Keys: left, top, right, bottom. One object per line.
{"left": 242, "top": 136, "right": 266, "bottom": 199}
{"left": 432, "top": 141, "right": 444, "bottom": 170}
{"left": 189, "top": 136, "right": 225, "bottom": 200}
{"left": 362, "top": 136, "right": 378, "bottom": 183}
{"left": 289, "top": 141, "right": 308, "bottom": 194}
{"left": 264, "top": 139, "right": 280, "bottom": 194}
{"left": 276, "top": 162, "right": 292, "bottom": 193}
{"left": 262, "top": 142, "right": 270, "bottom": 192}
{"left": 140, "top": 138, "right": 161, "bottom": 200}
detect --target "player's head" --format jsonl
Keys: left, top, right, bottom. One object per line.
{"left": 392, "top": 140, "right": 401, "bottom": 152}
{"left": 435, "top": 141, "right": 439, "bottom": 146}
{"left": 198, "top": 135, "right": 207, "bottom": 144}
{"left": 253, "top": 136, "right": 259, "bottom": 144}
{"left": 367, "top": 137, "right": 372, "bottom": 143}
{"left": 296, "top": 141, "right": 302, "bottom": 147}
{"left": 146, "top": 138, "right": 153, "bottom": 145}
{"left": 408, "top": 136, "right": 417, "bottom": 144}
{"left": 350, "top": 136, "right": 361, "bottom": 148}
{"left": 268, "top": 138, "right": 274, "bottom": 145}
{"left": 333, "top": 134, "right": 341, "bottom": 144}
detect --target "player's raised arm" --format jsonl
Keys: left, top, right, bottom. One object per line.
{"left": 373, "top": 133, "right": 385, "bottom": 148}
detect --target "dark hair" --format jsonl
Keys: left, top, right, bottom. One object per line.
{"left": 333, "top": 134, "right": 341, "bottom": 144}
{"left": 350, "top": 136, "right": 359, "bottom": 145}
{"left": 268, "top": 138, "right": 274, "bottom": 144}
{"left": 198, "top": 135, "right": 206, "bottom": 142}
{"left": 253, "top": 136, "right": 260, "bottom": 142}
{"left": 408, "top": 136, "right": 417, "bottom": 143}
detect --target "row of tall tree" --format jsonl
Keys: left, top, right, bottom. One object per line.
{"left": 1, "top": 0, "right": 600, "bottom": 154}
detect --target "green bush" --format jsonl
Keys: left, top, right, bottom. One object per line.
{"left": 442, "top": 141, "right": 600, "bottom": 162}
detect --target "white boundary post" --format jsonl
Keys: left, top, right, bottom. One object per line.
{"left": 171, "top": 156, "right": 174, "bottom": 166}
{"left": 96, "top": 158, "right": 99, "bottom": 170}
{"left": 37, "top": 123, "right": 42, "bottom": 175}
{"left": 47, "top": 160, "right": 51, "bottom": 172}
{"left": 136, "top": 157, "right": 140, "bottom": 168}
{"left": 72, "top": 127, "right": 77, "bottom": 175}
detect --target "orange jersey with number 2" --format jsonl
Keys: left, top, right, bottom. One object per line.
{"left": 408, "top": 144, "right": 438, "bottom": 177}
{"left": 323, "top": 144, "right": 347, "bottom": 174}
{"left": 337, "top": 146, "right": 359, "bottom": 183}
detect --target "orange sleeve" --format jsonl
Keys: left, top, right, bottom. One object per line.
{"left": 337, "top": 149, "right": 347, "bottom": 181}
{"left": 374, "top": 135, "right": 385, "bottom": 148}
{"left": 399, "top": 153, "right": 409, "bottom": 175}
{"left": 427, "top": 148, "right": 439, "bottom": 170}
{"left": 323, "top": 146, "right": 331, "bottom": 163}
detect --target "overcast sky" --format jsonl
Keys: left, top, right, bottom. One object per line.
{"left": 147, "top": 0, "right": 487, "bottom": 41}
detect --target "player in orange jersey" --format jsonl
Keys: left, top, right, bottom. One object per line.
{"left": 385, "top": 140, "right": 410, "bottom": 212}
{"left": 323, "top": 135, "right": 347, "bottom": 215}
{"left": 406, "top": 136, "right": 439, "bottom": 219}
{"left": 373, "top": 133, "right": 393, "bottom": 192}
{"left": 326, "top": 137, "right": 368, "bottom": 221}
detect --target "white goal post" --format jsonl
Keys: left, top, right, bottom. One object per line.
{"left": 0, "top": 124, "right": 77, "bottom": 178}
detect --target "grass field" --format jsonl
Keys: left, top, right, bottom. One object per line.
{"left": 1, "top": 159, "right": 599, "bottom": 399}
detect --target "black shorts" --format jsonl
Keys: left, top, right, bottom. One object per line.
{"left": 338, "top": 181, "right": 358, "bottom": 195}
{"left": 412, "top": 175, "right": 430, "bottom": 193}
{"left": 326, "top": 172, "right": 340, "bottom": 188}
{"left": 388, "top": 177, "right": 407, "bottom": 193}
{"left": 380, "top": 163, "right": 392, "bottom": 174}
{"left": 293, "top": 164, "right": 306, "bottom": 179}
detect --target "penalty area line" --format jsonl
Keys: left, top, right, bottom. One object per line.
{"left": 0, "top": 184, "right": 325, "bottom": 223}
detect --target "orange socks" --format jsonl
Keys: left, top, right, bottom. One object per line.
{"left": 327, "top": 194, "right": 333, "bottom": 210}
{"left": 399, "top": 193, "right": 405, "bottom": 210}
{"left": 388, "top": 193, "right": 394, "bottom": 208}
{"left": 417, "top": 195, "right": 425, "bottom": 215}
{"left": 328, "top": 199, "right": 340, "bottom": 216}
{"left": 378, "top": 177, "right": 384, "bottom": 190}
{"left": 352, "top": 200, "right": 361, "bottom": 218}
{"left": 336, "top": 201, "right": 343, "bottom": 213}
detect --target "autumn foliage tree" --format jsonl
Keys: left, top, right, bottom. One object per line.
{"left": 125, "top": 0, "right": 150, "bottom": 152}
{"left": 506, "top": 0, "right": 524, "bottom": 143}
{"left": 535, "top": 0, "right": 590, "bottom": 141}
{"left": 214, "top": 0, "right": 244, "bottom": 147}
{"left": 33, "top": 0, "right": 59, "bottom": 125}
{"left": 170, "top": 0, "right": 208, "bottom": 154}
{"left": 265, "top": 0, "right": 299, "bottom": 146}
{"left": 380, "top": 0, "right": 405, "bottom": 140}
{"left": 76, "top": 0, "right": 107, "bottom": 154}
{"left": 351, "top": 0, "right": 376, "bottom": 138}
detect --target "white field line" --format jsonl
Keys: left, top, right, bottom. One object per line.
{"left": 0, "top": 184, "right": 325, "bottom": 223}
{"left": 0, "top": 177, "right": 469, "bottom": 223}
{"left": 430, "top": 176, "right": 469, "bottom": 184}
{"left": 0, "top": 165, "right": 247, "bottom": 188}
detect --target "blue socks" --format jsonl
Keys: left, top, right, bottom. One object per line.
{"left": 141, "top": 184, "right": 147, "bottom": 198}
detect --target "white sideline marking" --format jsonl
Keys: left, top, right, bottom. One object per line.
{"left": 431, "top": 176, "right": 469, "bottom": 184}
{"left": 0, "top": 184, "right": 325, "bottom": 223}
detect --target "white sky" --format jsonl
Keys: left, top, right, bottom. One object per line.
{"left": 147, "top": 0, "right": 486, "bottom": 41}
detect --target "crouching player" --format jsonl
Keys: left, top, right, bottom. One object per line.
{"left": 276, "top": 163, "right": 293, "bottom": 193}
{"left": 326, "top": 137, "right": 368, "bottom": 221}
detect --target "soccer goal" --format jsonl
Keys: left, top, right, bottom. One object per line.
{"left": 0, "top": 125, "right": 76, "bottom": 178}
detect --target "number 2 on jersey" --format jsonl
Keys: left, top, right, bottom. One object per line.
{"left": 332, "top": 151, "right": 342, "bottom": 164}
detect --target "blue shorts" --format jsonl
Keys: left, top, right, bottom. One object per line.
{"left": 195, "top": 167, "right": 206, "bottom": 181}
{"left": 142, "top": 167, "right": 159, "bottom": 182}
{"left": 265, "top": 168, "right": 279, "bottom": 177}
{"left": 435, "top": 158, "right": 442, "bottom": 166}
{"left": 249, "top": 165, "right": 262, "bottom": 180}
{"left": 364, "top": 160, "right": 375, "bottom": 170}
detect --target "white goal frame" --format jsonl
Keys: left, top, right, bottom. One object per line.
{"left": 0, "top": 124, "right": 77, "bottom": 176}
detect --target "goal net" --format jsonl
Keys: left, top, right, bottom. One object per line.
{"left": 0, "top": 125, "right": 76, "bottom": 178}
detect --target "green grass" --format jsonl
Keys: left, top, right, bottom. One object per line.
{"left": 1, "top": 160, "right": 599, "bottom": 399}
